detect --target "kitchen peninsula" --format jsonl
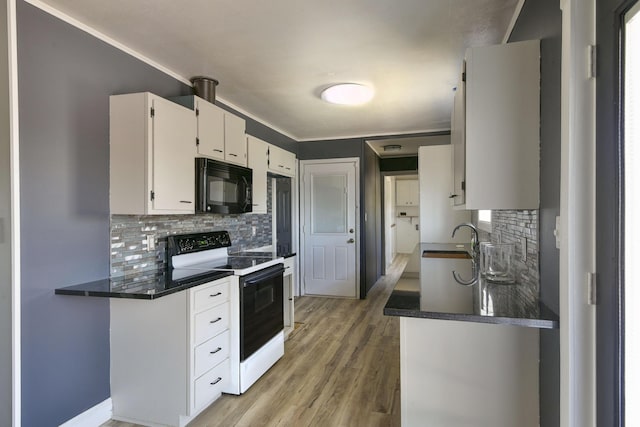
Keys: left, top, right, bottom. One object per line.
{"left": 384, "top": 243, "right": 558, "bottom": 427}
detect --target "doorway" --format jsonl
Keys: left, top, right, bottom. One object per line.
{"left": 300, "top": 159, "right": 359, "bottom": 298}
{"left": 382, "top": 174, "right": 419, "bottom": 274}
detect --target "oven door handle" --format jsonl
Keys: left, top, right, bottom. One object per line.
{"left": 243, "top": 266, "right": 285, "bottom": 287}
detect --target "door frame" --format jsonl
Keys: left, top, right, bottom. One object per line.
{"left": 299, "top": 158, "right": 360, "bottom": 298}
{"left": 4, "top": 0, "right": 21, "bottom": 425}
{"left": 559, "top": 0, "right": 597, "bottom": 425}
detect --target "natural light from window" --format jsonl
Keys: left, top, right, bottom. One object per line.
{"left": 478, "top": 210, "right": 491, "bottom": 223}
{"left": 477, "top": 210, "right": 491, "bottom": 232}
{"left": 625, "top": 2, "right": 640, "bottom": 425}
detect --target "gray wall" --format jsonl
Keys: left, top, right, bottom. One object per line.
{"left": 1, "top": 0, "right": 13, "bottom": 423}
{"left": 17, "top": 2, "right": 190, "bottom": 424}
{"left": 508, "top": 1, "right": 562, "bottom": 426}
{"left": 17, "top": 2, "right": 300, "bottom": 424}
{"left": 297, "top": 138, "right": 363, "bottom": 160}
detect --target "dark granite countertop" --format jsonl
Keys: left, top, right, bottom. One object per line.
{"left": 55, "top": 269, "right": 234, "bottom": 300}
{"left": 384, "top": 243, "right": 559, "bottom": 329}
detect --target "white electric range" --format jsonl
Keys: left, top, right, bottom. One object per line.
{"left": 168, "top": 231, "right": 285, "bottom": 394}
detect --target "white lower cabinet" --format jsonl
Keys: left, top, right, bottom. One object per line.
{"left": 401, "top": 317, "right": 539, "bottom": 427}
{"left": 111, "top": 277, "right": 232, "bottom": 427}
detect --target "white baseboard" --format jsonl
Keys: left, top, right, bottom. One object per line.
{"left": 59, "top": 398, "right": 112, "bottom": 427}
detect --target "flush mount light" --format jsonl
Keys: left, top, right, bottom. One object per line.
{"left": 320, "top": 83, "right": 374, "bottom": 105}
{"left": 383, "top": 144, "right": 402, "bottom": 152}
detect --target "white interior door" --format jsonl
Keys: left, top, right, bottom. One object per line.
{"left": 302, "top": 159, "right": 358, "bottom": 298}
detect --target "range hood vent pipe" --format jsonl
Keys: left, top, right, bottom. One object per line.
{"left": 191, "top": 76, "right": 219, "bottom": 104}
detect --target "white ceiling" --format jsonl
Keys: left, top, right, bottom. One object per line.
{"left": 36, "top": 0, "right": 520, "bottom": 141}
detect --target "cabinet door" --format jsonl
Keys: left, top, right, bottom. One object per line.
{"left": 196, "top": 98, "right": 225, "bottom": 160}
{"left": 465, "top": 40, "right": 539, "bottom": 209}
{"left": 268, "top": 144, "right": 296, "bottom": 177}
{"left": 396, "top": 180, "right": 419, "bottom": 206}
{"left": 451, "top": 67, "right": 466, "bottom": 206}
{"left": 151, "top": 96, "right": 196, "bottom": 213}
{"left": 224, "top": 113, "right": 247, "bottom": 166}
{"left": 247, "top": 135, "right": 268, "bottom": 214}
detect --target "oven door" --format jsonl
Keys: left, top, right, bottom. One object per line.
{"left": 239, "top": 264, "right": 284, "bottom": 361}
{"left": 196, "top": 158, "right": 253, "bottom": 214}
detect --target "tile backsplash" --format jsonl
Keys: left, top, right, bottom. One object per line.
{"left": 110, "top": 186, "right": 273, "bottom": 277}
{"left": 476, "top": 209, "right": 539, "bottom": 304}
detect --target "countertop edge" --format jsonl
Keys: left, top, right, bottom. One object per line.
{"left": 54, "top": 271, "right": 235, "bottom": 299}
{"left": 383, "top": 306, "right": 559, "bottom": 329}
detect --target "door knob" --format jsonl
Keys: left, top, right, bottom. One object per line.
{"left": 347, "top": 238, "right": 355, "bottom": 243}
{"left": 349, "top": 228, "right": 354, "bottom": 233}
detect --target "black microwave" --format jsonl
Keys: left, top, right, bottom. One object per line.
{"left": 195, "top": 158, "right": 253, "bottom": 214}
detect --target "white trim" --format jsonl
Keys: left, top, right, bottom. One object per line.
{"left": 296, "top": 127, "right": 451, "bottom": 143}
{"left": 58, "top": 398, "right": 112, "bottom": 427}
{"left": 22, "top": 0, "right": 190, "bottom": 86}
{"left": 559, "top": 0, "right": 597, "bottom": 426}
{"left": 502, "top": 0, "right": 526, "bottom": 44}
{"left": 7, "top": 0, "right": 20, "bottom": 424}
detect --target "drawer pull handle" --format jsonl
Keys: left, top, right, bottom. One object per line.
{"left": 210, "top": 347, "right": 222, "bottom": 355}
{"left": 229, "top": 153, "right": 238, "bottom": 157}
{"left": 179, "top": 200, "right": 193, "bottom": 204}
{"left": 213, "top": 149, "right": 223, "bottom": 153}
{"left": 209, "top": 292, "right": 222, "bottom": 297}
{"left": 210, "top": 377, "right": 222, "bottom": 386}
{"left": 209, "top": 317, "right": 222, "bottom": 324}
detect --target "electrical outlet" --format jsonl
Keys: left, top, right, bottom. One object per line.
{"left": 252, "top": 226, "right": 257, "bottom": 236}
{"left": 554, "top": 216, "right": 561, "bottom": 249}
{"left": 146, "top": 234, "right": 155, "bottom": 251}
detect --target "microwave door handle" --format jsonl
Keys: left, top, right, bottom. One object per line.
{"left": 242, "top": 176, "right": 251, "bottom": 209}
{"left": 200, "top": 171, "right": 208, "bottom": 212}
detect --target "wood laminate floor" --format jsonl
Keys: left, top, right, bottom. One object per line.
{"left": 102, "top": 255, "right": 408, "bottom": 427}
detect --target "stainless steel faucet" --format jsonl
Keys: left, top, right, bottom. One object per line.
{"left": 451, "top": 223, "right": 480, "bottom": 258}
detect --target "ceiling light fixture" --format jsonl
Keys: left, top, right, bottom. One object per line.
{"left": 383, "top": 144, "right": 402, "bottom": 152}
{"left": 320, "top": 83, "right": 374, "bottom": 105}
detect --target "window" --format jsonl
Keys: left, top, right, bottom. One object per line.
{"left": 477, "top": 210, "right": 492, "bottom": 232}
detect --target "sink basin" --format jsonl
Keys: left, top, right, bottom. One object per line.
{"left": 422, "top": 250, "right": 472, "bottom": 259}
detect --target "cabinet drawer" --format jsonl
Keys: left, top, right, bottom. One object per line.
{"left": 194, "top": 330, "right": 230, "bottom": 379}
{"left": 193, "top": 303, "right": 229, "bottom": 346}
{"left": 192, "top": 279, "right": 230, "bottom": 313}
{"left": 193, "top": 358, "right": 230, "bottom": 411}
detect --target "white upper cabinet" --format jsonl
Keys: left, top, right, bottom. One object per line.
{"left": 172, "top": 95, "right": 247, "bottom": 167}
{"left": 224, "top": 113, "right": 247, "bottom": 167}
{"left": 195, "top": 97, "right": 225, "bottom": 160}
{"left": 396, "top": 180, "right": 419, "bottom": 206}
{"left": 247, "top": 135, "right": 269, "bottom": 214}
{"left": 110, "top": 92, "right": 196, "bottom": 215}
{"left": 454, "top": 39, "right": 540, "bottom": 210}
{"left": 268, "top": 144, "right": 296, "bottom": 177}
